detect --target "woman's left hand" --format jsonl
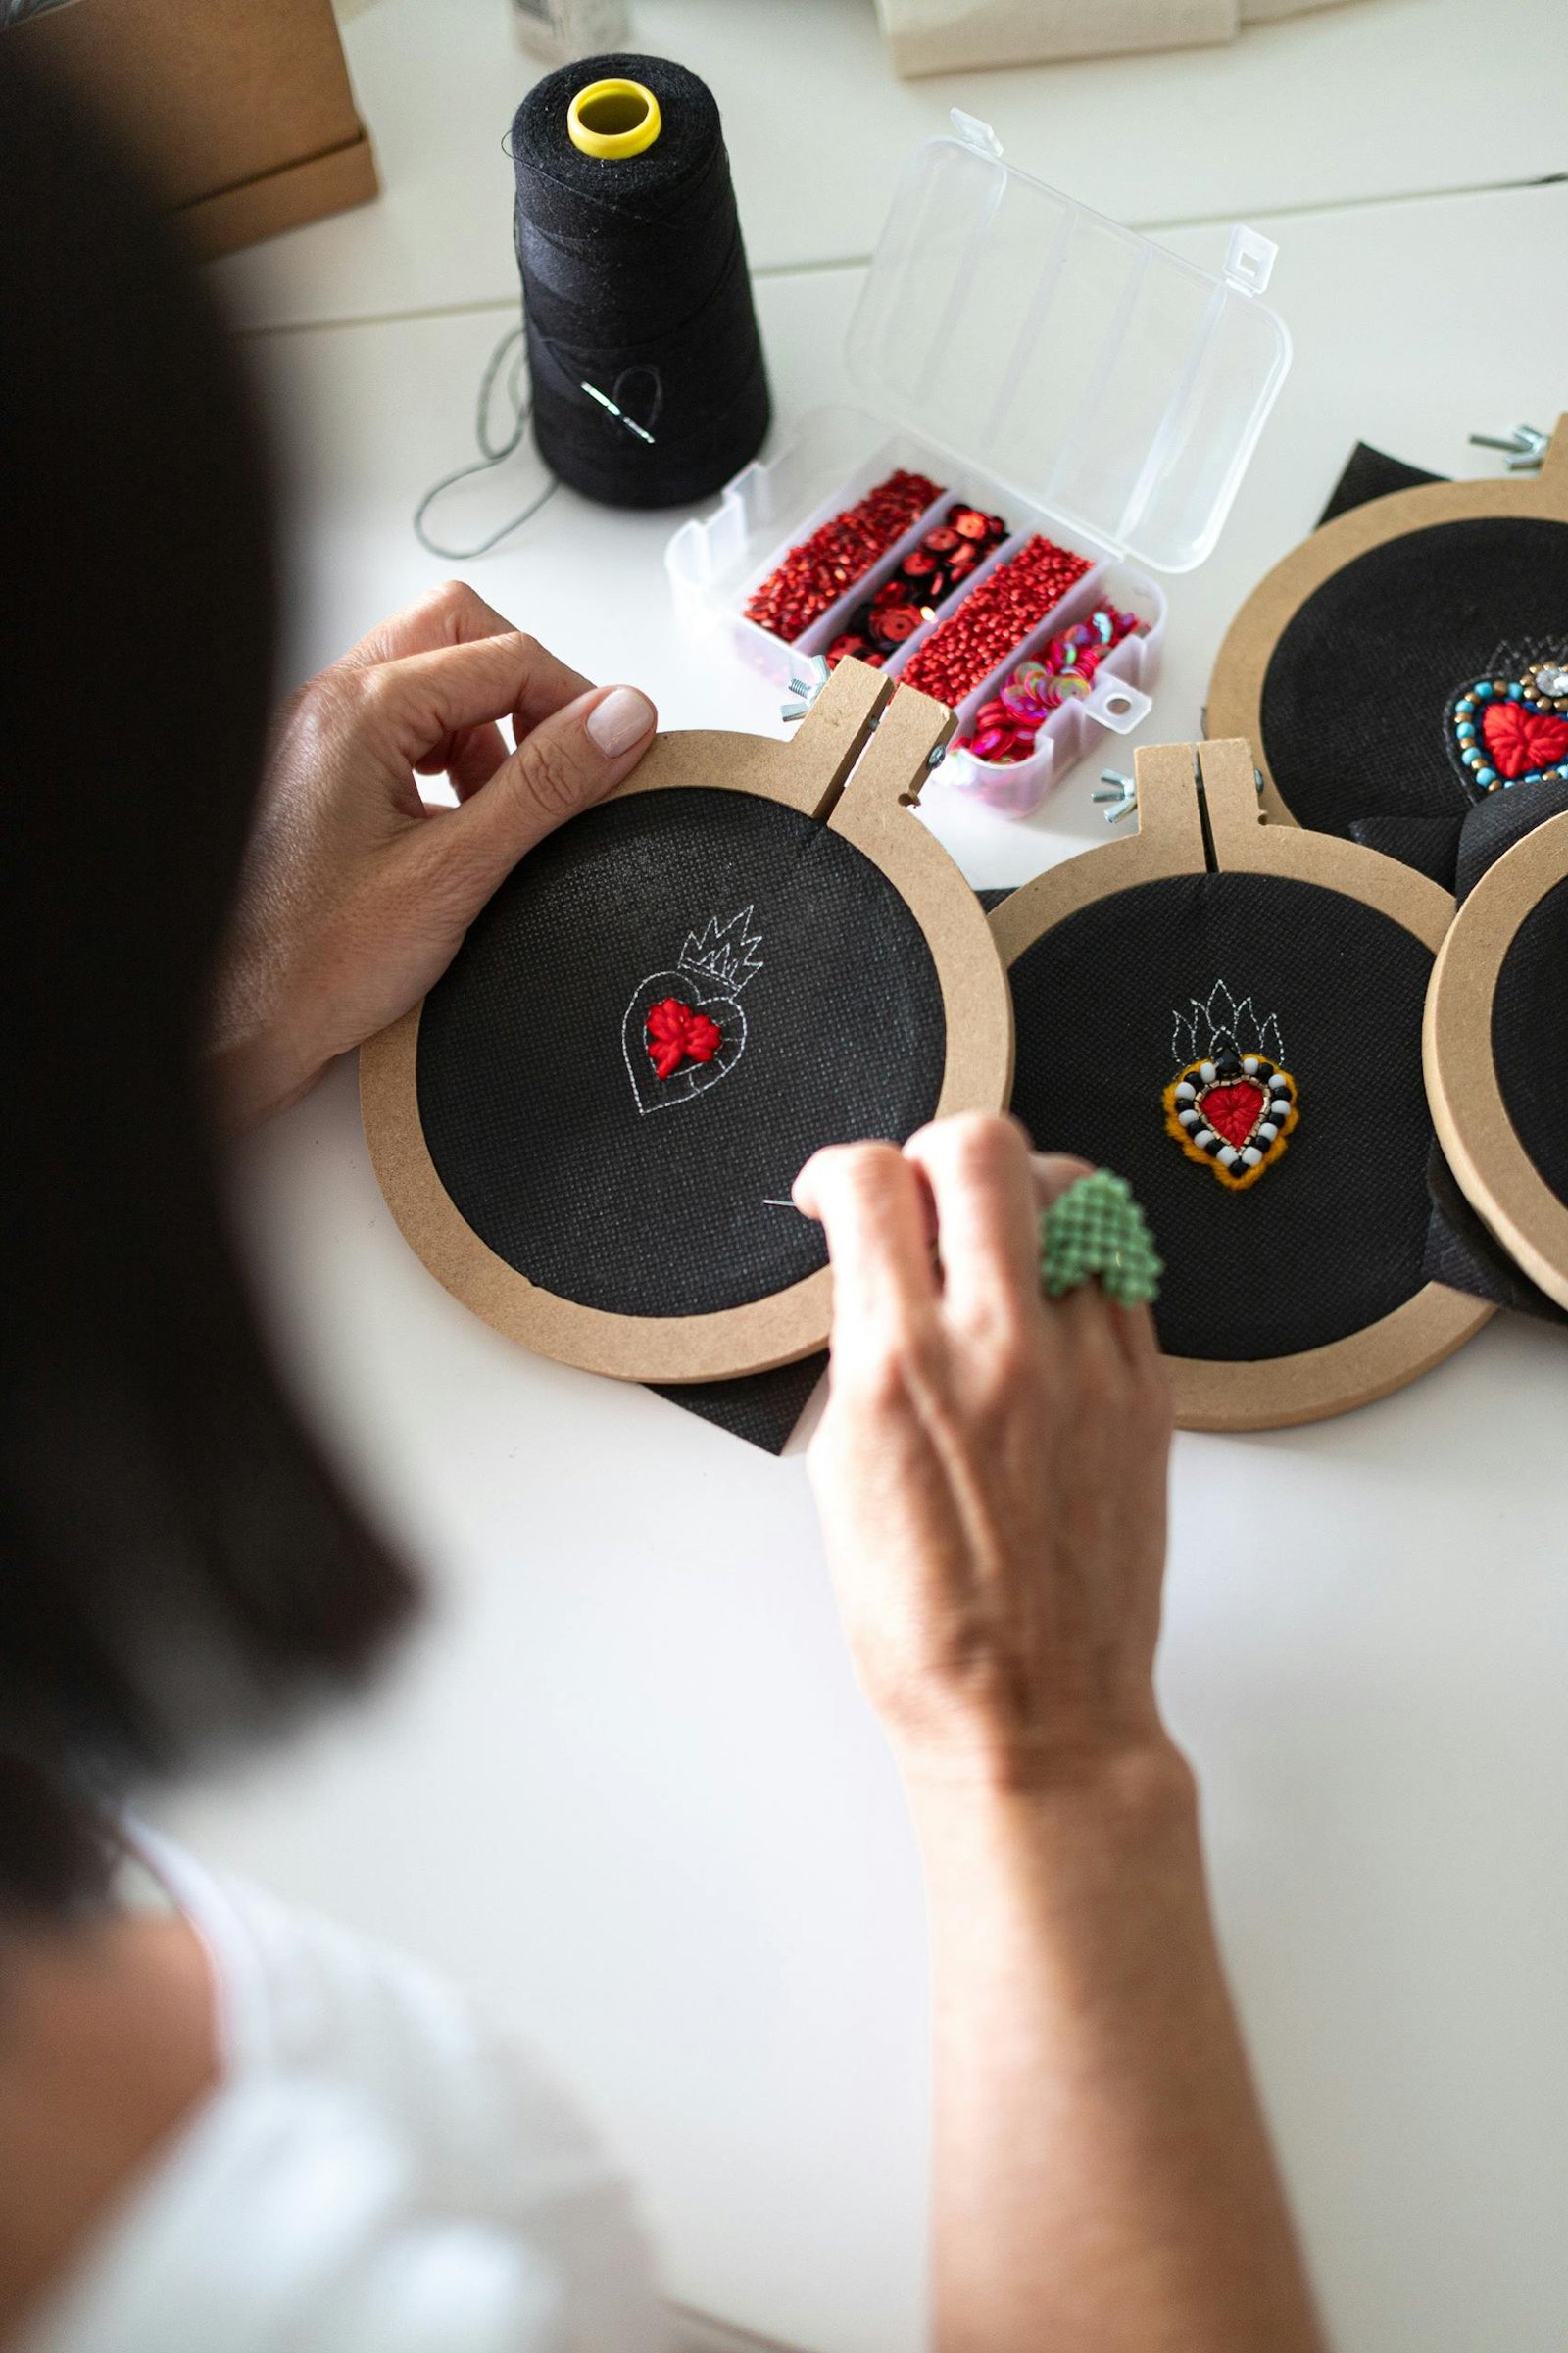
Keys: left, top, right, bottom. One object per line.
{"left": 210, "top": 581, "right": 658, "bottom": 1129}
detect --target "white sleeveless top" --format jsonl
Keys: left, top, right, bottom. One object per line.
{"left": 16, "top": 1838, "right": 665, "bottom": 2353}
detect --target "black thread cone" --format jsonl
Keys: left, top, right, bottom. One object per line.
{"left": 512, "top": 53, "right": 770, "bottom": 510}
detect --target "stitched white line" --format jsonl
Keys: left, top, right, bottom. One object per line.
{"left": 1171, "top": 978, "right": 1286, "bottom": 1070}
{"left": 620, "top": 907, "right": 764, "bottom": 1117}
{"left": 677, "top": 906, "right": 764, "bottom": 997}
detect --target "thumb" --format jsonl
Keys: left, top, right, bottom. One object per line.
{"left": 449, "top": 682, "right": 657, "bottom": 897}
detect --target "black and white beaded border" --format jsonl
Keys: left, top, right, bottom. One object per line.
{"left": 1163, "top": 1054, "right": 1298, "bottom": 1191}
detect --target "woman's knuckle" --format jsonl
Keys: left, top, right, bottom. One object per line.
{"left": 1138, "top": 1362, "right": 1175, "bottom": 1440}
{"left": 946, "top": 1112, "right": 1020, "bottom": 1176}
{"left": 519, "top": 733, "right": 582, "bottom": 817}
{"left": 1072, "top": 1345, "right": 1116, "bottom": 1420}
{"left": 1034, "top": 1151, "right": 1095, "bottom": 1195}
{"left": 837, "top": 1139, "right": 905, "bottom": 1200}
{"left": 991, "top": 1321, "right": 1044, "bottom": 1397}
{"left": 852, "top": 1348, "right": 910, "bottom": 1419}
{"left": 849, "top": 1314, "right": 940, "bottom": 1409}
{"left": 436, "top": 580, "right": 491, "bottom": 634}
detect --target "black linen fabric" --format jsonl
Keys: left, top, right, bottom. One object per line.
{"left": 1494, "top": 869, "right": 1568, "bottom": 1215}
{"left": 1420, "top": 778, "right": 1568, "bottom": 1324}
{"left": 1260, "top": 515, "right": 1568, "bottom": 840}
{"left": 649, "top": 1353, "right": 828, "bottom": 1451}
{"left": 1007, "top": 871, "right": 1437, "bottom": 1360}
{"left": 1454, "top": 776, "right": 1568, "bottom": 902}
{"left": 1423, "top": 1145, "right": 1568, "bottom": 1325}
{"left": 416, "top": 787, "right": 946, "bottom": 1322}
{"left": 1317, "top": 440, "right": 1443, "bottom": 526}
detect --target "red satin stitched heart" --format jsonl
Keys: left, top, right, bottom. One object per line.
{"left": 1481, "top": 698, "right": 1568, "bottom": 780}
{"left": 1200, "top": 1079, "right": 1266, "bottom": 1149}
{"left": 645, "top": 997, "right": 722, "bottom": 1081}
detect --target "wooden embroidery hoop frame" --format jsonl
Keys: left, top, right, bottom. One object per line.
{"left": 1206, "top": 414, "right": 1568, "bottom": 827}
{"left": 1425, "top": 805, "right": 1568, "bottom": 1312}
{"left": 987, "top": 737, "right": 1493, "bottom": 1430}
{"left": 361, "top": 658, "right": 1015, "bottom": 1383}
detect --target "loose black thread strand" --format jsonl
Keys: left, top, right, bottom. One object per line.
{"left": 412, "top": 325, "right": 561, "bottom": 563}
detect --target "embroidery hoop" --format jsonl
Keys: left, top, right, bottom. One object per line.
{"left": 1425, "top": 805, "right": 1568, "bottom": 1311}
{"left": 988, "top": 737, "right": 1492, "bottom": 1430}
{"left": 1206, "top": 414, "right": 1568, "bottom": 826}
{"left": 360, "top": 658, "right": 1013, "bottom": 1382}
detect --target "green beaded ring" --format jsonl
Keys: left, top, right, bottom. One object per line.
{"left": 1039, "top": 1169, "right": 1163, "bottom": 1309}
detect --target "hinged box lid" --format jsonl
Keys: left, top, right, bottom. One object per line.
{"left": 845, "top": 113, "right": 1291, "bottom": 573}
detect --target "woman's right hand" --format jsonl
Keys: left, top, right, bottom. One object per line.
{"left": 798, "top": 1120, "right": 1328, "bottom": 2353}
{"left": 794, "top": 1115, "right": 1176, "bottom": 1793}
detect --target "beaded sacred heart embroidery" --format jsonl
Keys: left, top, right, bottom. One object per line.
{"left": 1449, "top": 657, "right": 1568, "bottom": 794}
{"left": 1163, "top": 982, "right": 1298, "bottom": 1191}
{"left": 621, "top": 908, "right": 762, "bottom": 1114}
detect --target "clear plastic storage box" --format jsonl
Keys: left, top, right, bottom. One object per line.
{"left": 667, "top": 113, "right": 1291, "bottom": 817}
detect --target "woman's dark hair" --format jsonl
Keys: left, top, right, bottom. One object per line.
{"left": 0, "top": 49, "right": 417, "bottom": 1914}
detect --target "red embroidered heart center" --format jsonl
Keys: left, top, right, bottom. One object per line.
{"left": 1481, "top": 698, "right": 1568, "bottom": 780}
{"left": 1200, "top": 1079, "right": 1266, "bottom": 1149}
{"left": 645, "top": 997, "right": 722, "bottom": 1080}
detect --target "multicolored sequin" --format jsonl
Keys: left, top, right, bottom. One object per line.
{"left": 953, "top": 602, "right": 1144, "bottom": 765}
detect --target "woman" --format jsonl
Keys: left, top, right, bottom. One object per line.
{"left": 0, "top": 44, "right": 1325, "bottom": 2353}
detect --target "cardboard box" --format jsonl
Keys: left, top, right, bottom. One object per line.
{"left": 10, "top": 0, "right": 378, "bottom": 259}
{"left": 872, "top": 0, "right": 1365, "bottom": 74}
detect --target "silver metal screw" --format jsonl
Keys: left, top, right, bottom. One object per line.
{"left": 1469, "top": 424, "right": 1549, "bottom": 474}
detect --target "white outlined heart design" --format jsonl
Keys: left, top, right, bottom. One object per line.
{"left": 621, "top": 908, "right": 763, "bottom": 1116}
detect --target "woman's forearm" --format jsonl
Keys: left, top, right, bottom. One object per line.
{"left": 912, "top": 1746, "right": 1326, "bottom": 2353}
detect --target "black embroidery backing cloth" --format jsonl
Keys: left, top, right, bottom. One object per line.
{"left": 1260, "top": 508, "right": 1568, "bottom": 845}
{"left": 415, "top": 787, "right": 947, "bottom": 1446}
{"left": 1444, "top": 808, "right": 1568, "bottom": 1329}
{"left": 1298, "top": 444, "right": 1568, "bottom": 1328}
{"left": 1419, "top": 780, "right": 1568, "bottom": 1328}
{"left": 1006, "top": 871, "right": 1436, "bottom": 1359}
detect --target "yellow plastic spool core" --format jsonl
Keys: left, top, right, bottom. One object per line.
{"left": 566, "top": 77, "right": 662, "bottom": 160}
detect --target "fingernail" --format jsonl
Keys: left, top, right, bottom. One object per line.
{"left": 586, "top": 686, "right": 655, "bottom": 757}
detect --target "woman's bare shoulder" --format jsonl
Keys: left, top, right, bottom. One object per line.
{"left": 0, "top": 1915, "right": 215, "bottom": 2344}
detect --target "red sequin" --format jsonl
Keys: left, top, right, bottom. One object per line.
{"left": 646, "top": 998, "right": 722, "bottom": 1081}
{"left": 1481, "top": 697, "right": 1568, "bottom": 780}
{"left": 824, "top": 502, "right": 1010, "bottom": 670}
{"left": 743, "top": 470, "right": 944, "bottom": 643}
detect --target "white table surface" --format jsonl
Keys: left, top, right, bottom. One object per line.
{"left": 215, "top": 0, "right": 1568, "bottom": 331}
{"left": 162, "top": 32, "right": 1568, "bottom": 2350}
